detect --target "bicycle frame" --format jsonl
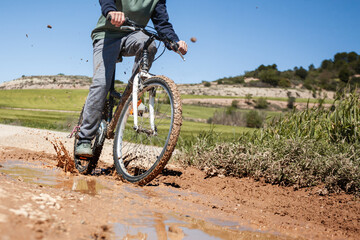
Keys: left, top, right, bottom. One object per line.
{"left": 92, "top": 18, "right": 184, "bottom": 139}
{"left": 105, "top": 49, "right": 155, "bottom": 139}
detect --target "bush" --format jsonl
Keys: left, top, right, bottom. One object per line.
{"left": 203, "top": 81, "right": 211, "bottom": 87}
{"left": 295, "top": 66, "right": 308, "bottom": 79}
{"left": 178, "top": 89, "right": 360, "bottom": 195}
{"left": 258, "top": 69, "right": 280, "bottom": 86}
{"left": 254, "top": 97, "right": 269, "bottom": 109}
{"left": 245, "top": 94, "right": 252, "bottom": 104}
{"left": 244, "top": 80, "right": 273, "bottom": 88}
{"left": 208, "top": 109, "right": 246, "bottom": 127}
{"left": 351, "top": 76, "right": 360, "bottom": 85}
{"left": 287, "top": 96, "right": 296, "bottom": 109}
{"left": 339, "top": 67, "right": 350, "bottom": 83}
{"left": 245, "top": 110, "right": 264, "bottom": 128}
{"left": 231, "top": 100, "right": 238, "bottom": 108}
{"left": 278, "top": 78, "right": 291, "bottom": 88}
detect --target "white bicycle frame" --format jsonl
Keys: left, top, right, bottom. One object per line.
{"left": 132, "top": 71, "right": 156, "bottom": 133}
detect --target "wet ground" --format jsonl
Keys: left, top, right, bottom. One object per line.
{"left": 0, "top": 159, "right": 286, "bottom": 239}
{"left": 0, "top": 124, "right": 359, "bottom": 240}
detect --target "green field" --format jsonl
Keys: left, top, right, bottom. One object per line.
{"left": 181, "top": 94, "right": 334, "bottom": 104}
{"left": 0, "top": 89, "right": 333, "bottom": 113}
{"left": 0, "top": 89, "right": 273, "bottom": 142}
{"left": 0, "top": 89, "right": 88, "bottom": 111}
{"left": 0, "top": 108, "right": 78, "bottom": 131}
{"left": 182, "top": 104, "right": 281, "bottom": 120}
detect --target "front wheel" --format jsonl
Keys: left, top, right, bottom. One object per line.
{"left": 113, "top": 76, "right": 182, "bottom": 185}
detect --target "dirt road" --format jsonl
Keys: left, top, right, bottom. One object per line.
{"left": 0, "top": 124, "right": 359, "bottom": 239}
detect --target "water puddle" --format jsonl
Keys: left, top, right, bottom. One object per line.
{"left": 0, "top": 160, "right": 107, "bottom": 195}
{"left": 113, "top": 212, "right": 287, "bottom": 240}
{"left": 0, "top": 160, "right": 289, "bottom": 239}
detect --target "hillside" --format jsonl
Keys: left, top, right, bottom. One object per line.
{"left": 0, "top": 75, "right": 335, "bottom": 100}
{"left": 0, "top": 75, "right": 92, "bottom": 90}
{"left": 215, "top": 51, "right": 360, "bottom": 91}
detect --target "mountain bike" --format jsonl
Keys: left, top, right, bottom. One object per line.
{"left": 71, "top": 18, "right": 184, "bottom": 186}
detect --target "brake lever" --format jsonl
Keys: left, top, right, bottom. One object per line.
{"left": 171, "top": 42, "right": 186, "bottom": 61}
{"left": 176, "top": 50, "right": 186, "bottom": 61}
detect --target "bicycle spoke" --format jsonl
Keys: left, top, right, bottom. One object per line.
{"left": 113, "top": 77, "right": 181, "bottom": 184}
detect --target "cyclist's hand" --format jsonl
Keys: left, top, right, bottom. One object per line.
{"left": 177, "top": 40, "right": 188, "bottom": 55}
{"left": 108, "top": 11, "right": 125, "bottom": 27}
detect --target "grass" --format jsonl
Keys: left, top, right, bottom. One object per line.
{"left": 2, "top": 87, "right": 357, "bottom": 194}
{"left": 0, "top": 108, "right": 79, "bottom": 131}
{"left": 0, "top": 107, "right": 252, "bottom": 143}
{"left": 0, "top": 89, "right": 88, "bottom": 111}
{"left": 180, "top": 121, "right": 253, "bottom": 142}
{"left": 181, "top": 94, "right": 333, "bottom": 104}
{"left": 182, "top": 104, "right": 281, "bottom": 121}
{"left": 0, "top": 89, "right": 332, "bottom": 116}
{"left": 178, "top": 89, "right": 360, "bottom": 195}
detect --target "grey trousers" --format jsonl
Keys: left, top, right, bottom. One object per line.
{"left": 79, "top": 31, "right": 157, "bottom": 140}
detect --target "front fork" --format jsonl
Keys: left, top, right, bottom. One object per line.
{"left": 132, "top": 71, "right": 156, "bottom": 133}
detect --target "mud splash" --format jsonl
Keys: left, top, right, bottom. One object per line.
{"left": 50, "top": 138, "right": 76, "bottom": 173}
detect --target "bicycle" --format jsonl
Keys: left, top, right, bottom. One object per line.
{"left": 71, "top": 18, "right": 185, "bottom": 186}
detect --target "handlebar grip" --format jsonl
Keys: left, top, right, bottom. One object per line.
{"left": 170, "top": 42, "right": 179, "bottom": 52}
{"left": 106, "top": 14, "right": 136, "bottom": 27}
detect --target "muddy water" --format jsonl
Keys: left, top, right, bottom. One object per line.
{"left": 0, "top": 160, "right": 107, "bottom": 195}
{"left": 0, "top": 160, "right": 288, "bottom": 240}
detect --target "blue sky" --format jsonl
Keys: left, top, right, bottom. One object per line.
{"left": 0, "top": 0, "right": 359, "bottom": 84}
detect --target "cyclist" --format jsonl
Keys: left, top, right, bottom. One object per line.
{"left": 75, "top": 0, "right": 188, "bottom": 157}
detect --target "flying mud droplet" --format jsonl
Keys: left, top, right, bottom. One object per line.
{"left": 50, "top": 138, "right": 76, "bottom": 173}
{"left": 47, "top": 25, "right": 52, "bottom": 29}
{"left": 26, "top": 34, "right": 28, "bottom": 38}
{"left": 190, "top": 37, "right": 197, "bottom": 43}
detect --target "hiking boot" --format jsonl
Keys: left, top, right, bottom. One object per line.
{"left": 75, "top": 140, "right": 93, "bottom": 157}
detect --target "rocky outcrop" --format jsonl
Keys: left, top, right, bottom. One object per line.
{"left": 0, "top": 75, "right": 92, "bottom": 90}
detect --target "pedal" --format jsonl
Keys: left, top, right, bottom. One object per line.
{"left": 78, "top": 156, "right": 92, "bottom": 161}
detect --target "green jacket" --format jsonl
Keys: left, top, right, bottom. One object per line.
{"left": 91, "top": 0, "right": 160, "bottom": 41}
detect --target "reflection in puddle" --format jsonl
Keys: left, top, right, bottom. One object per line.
{"left": 113, "top": 212, "right": 286, "bottom": 240}
{"left": 0, "top": 160, "right": 107, "bottom": 195}
{"left": 71, "top": 177, "right": 107, "bottom": 196}
{"left": 0, "top": 160, "right": 288, "bottom": 239}
{"left": 0, "top": 160, "right": 60, "bottom": 186}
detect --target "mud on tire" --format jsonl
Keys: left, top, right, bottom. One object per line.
{"left": 113, "top": 76, "right": 182, "bottom": 185}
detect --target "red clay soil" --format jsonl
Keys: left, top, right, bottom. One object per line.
{"left": 0, "top": 146, "right": 359, "bottom": 239}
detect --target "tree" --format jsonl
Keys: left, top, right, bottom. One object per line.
{"left": 334, "top": 52, "right": 348, "bottom": 63}
{"left": 321, "top": 59, "right": 333, "bottom": 70}
{"left": 258, "top": 69, "right": 280, "bottom": 86}
{"left": 339, "top": 67, "right": 350, "bottom": 83}
{"left": 334, "top": 59, "right": 347, "bottom": 70}
{"left": 347, "top": 52, "right": 358, "bottom": 63}
{"left": 308, "top": 64, "right": 315, "bottom": 71}
{"left": 354, "top": 60, "right": 360, "bottom": 74}
{"left": 295, "top": 66, "right": 308, "bottom": 79}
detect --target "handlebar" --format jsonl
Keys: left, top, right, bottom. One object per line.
{"left": 106, "top": 15, "right": 185, "bottom": 61}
